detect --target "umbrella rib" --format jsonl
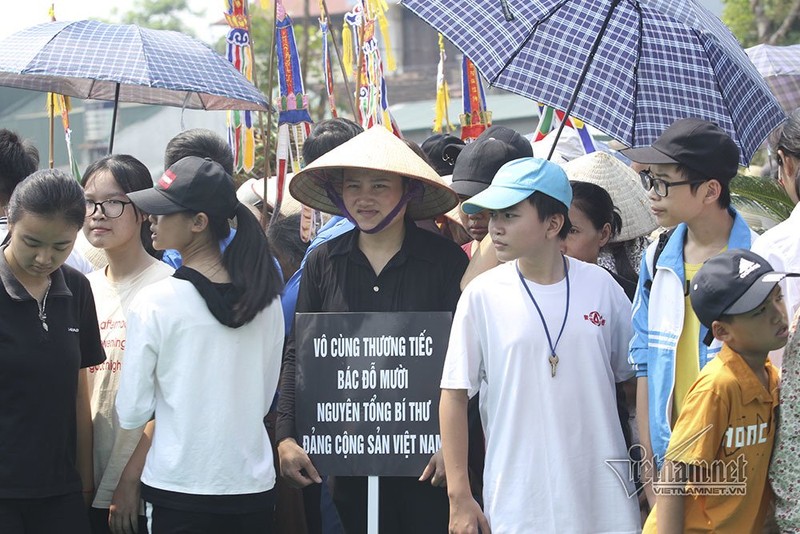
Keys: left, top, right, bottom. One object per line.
{"left": 548, "top": 0, "right": 623, "bottom": 160}
{"left": 491, "top": 0, "right": 570, "bottom": 85}
{"left": 630, "top": 0, "right": 644, "bottom": 147}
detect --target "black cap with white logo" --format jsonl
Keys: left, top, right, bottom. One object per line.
{"left": 128, "top": 156, "right": 239, "bottom": 219}
{"left": 690, "top": 249, "right": 799, "bottom": 345}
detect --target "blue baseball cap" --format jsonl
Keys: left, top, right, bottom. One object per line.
{"left": 461, "top": 157, "right": 572, "bottom": 214}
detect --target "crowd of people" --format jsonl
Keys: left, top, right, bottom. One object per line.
{"left": 0, "top": 108, "right": 799, "bottom": 534}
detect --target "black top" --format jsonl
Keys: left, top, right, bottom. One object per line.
{"left": 606, "top": 268, "right": 637, "bottom": 302}
{"left": 276, "top": 219, "right": 468, "bottom": 442}
{"left": 0, "top": 246, "right": 105, "bottom": 498}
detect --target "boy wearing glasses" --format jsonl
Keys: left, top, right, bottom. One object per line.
{"left": 621, "top": 118, "right": 758, "bottom": 509}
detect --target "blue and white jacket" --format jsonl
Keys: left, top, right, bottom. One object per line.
{"left": 629, "top": 209, "right": 757, "bottom": 465}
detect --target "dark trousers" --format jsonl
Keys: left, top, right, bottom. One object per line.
{"left": 145, "top": 499, "right": 274, "bottom": 534}
{"left": 333, "top": 477, "right": 449, "bottom": 534}
{"left": 0, "top": 492, "right": 90, "bottom": 534}
{"left": 88, "top": 506, "right": 148, "bottom": 534}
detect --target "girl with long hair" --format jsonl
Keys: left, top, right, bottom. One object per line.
{"left": 116, "top": 156, "right": 284, "bottom": 532}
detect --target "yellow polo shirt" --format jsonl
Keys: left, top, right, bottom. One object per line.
{"left": 644, "top": 344, "right": 779, "bottom": 533}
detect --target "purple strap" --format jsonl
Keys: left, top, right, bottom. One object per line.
{"left": 323, "top": 179, "right": 424, "bottom": 234}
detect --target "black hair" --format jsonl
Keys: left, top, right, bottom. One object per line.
{"left": 403, "top": 138, "right": 435, "bottom": 167}
{"left": 267, "top": 213, "right": 310, "bottom": 281}
{"left": 526, "top": 191, "right": 571, "bottom": 240}
{"left": 82, "top": 154, "right": 162, "bottom": 259}
{"left": 302, "top": 118, "right": 363, "bottom": 164}
{"left": 675, "top": 164, "right": 731, "bottom": 209}
{"left": 777, "top": 108, "right": 800, "bottom": 200}
{"left": 0, "top": 129, "right": 39, "bottom": 204}
{"left": 164, "top": 129, "right": 234, "bottom": 175}
{"left": 7, "top": 169, "right": 85, "bottom": 229}
{"left": 202, "top": 202, "right": 283, "bottom": 325}
{"left": 569, "top": 181, "right": 622, "bottom": 238}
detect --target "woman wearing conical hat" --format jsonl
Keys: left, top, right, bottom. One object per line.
{"left": 276, "top": 126, "right": 468, "bottom": 533}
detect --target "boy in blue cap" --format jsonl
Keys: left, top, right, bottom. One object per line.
{"left": 440, "top": 158, "right": 640, "bottom": 533}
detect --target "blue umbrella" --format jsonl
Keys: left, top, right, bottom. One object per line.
{"left": 402, "top": 0, "right": 785, "bottom": 165}
{"left": 0, "top": 20, "right": 269, "bottom": 153}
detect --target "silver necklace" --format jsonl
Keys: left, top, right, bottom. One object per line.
{"left": 37, "top": 278, "right": 52, "bottom": 332}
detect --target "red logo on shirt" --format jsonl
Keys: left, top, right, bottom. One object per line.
{"left": 584, "top": 311, "right": 606, "bottom": 326}
{"left": 158, "top": 169, "right": 177, "bottom": 189}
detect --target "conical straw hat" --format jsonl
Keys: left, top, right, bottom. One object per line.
{"left": 289, "top": 126, "right": 459, "bottom": 220}
{"left": 561, "top": 152, "right": 657, "bottom": 243}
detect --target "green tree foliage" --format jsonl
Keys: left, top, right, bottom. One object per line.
{"left": 723, "top": 0, "right": 800, "bottom": 46}
{"left": 113, "top": 0, "right": 201, "bottom": 36}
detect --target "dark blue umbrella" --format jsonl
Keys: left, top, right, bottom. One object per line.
{"left": 0, "top": 20, "right": 269, "bottom": 152}
{"left": 402, "top": 0, "right": 785, "bottom": 165}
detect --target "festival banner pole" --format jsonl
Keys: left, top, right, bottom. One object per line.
{"left": 262, "top": 0, "right": 279, "bottom": 227}
{"left": 242, "top": 3, "right": 274, "bottom": 227}
{"left": 48, "top": 93, "right": 54, "bottom": 169}
{"left": 320, "top": 0, "right": 356, "bottom": 117}
{"left": 355, "top": 4, "right": 366, "bottom": 125}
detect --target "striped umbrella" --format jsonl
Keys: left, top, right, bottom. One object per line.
{"left": 402, "top": 0, "right": 786, "bottom": 165}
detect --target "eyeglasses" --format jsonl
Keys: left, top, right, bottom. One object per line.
{"left": 85, "top": 199, "right": 133, "bottom": 219}
{"left": 639, "top": 170, "right": 706, "bottom": 197}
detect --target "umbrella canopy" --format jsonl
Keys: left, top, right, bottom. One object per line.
{"left": 402, "top": 0, "right": 785, "bottom": 165}
{"left": 0, "top": 20, "right": 268, "bottom": 111}
{"left": 746, "top": 44, "right": 800, "bottom": 115}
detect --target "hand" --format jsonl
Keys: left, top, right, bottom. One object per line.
{"left": 82, "top": 489, "right": 94, "bottom": 508}
{"left": 109, "top": 477, "right": 141, "bottom": 534}
{"left": 448, "top": 494, "right": 491, "bottom": 534}
{"left": 278, "top": 438, "right": 322, "bottom": 488}
{"left": 640, "top": 457, "right": 657, "bottom": 508}
{"left": 419, "top": 449, "right": 447, "bottom": 487}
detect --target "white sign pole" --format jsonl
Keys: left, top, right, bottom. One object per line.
{"left": 368, "top": 475, "right": 379, "bottom": 534}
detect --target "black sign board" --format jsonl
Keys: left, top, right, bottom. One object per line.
{"left": 295, "top": 311, "right": 452, "bottom": 477}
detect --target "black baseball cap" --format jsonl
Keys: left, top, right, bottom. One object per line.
{"left": 420, "top": 134, "right": 465, "bottom": 176}
{"left": 128, "top": 156, "right": 239, "bottom": 219}
{"left": 451, "top": 126, "right": 533, "bottom": 198}
{"left": 690, "top": 249, "right": 799, "bottom": 345}
{"left": 621, "top": 118, "right": 740, "bottom": 180}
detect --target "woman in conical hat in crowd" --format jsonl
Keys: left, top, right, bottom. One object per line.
{"left": 115, "top": 156, "right": 284, "bottom": 532}
{"left": 276, "top": 126, "right": 468, "bottom": 534}
{"left": 561, "top": 151, "right": 658, "bottom": 292}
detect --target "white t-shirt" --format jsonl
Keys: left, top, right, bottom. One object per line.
{"left": 86, "top": 261, "right": 173, "bottom": 508}
{"left": 116, "top": 277, "right": 284, "bottom": 496}
{"left": 441, "top": 259, "right": 640, "bottom": 533}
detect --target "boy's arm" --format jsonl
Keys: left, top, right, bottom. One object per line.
{"left": 460, "top": 235, "right": 500, "bottom": 290}
{"left": 655, "top": 460, "right": 688, "bottom": 534}
{"left": 631, "top": 251, "right": 656, "bottom": 506}
{"left": 637, "top": 377, "right": 656, "bottom": 508}
{"left": 440, "top": 388, "right": 491, "bottom": 534}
